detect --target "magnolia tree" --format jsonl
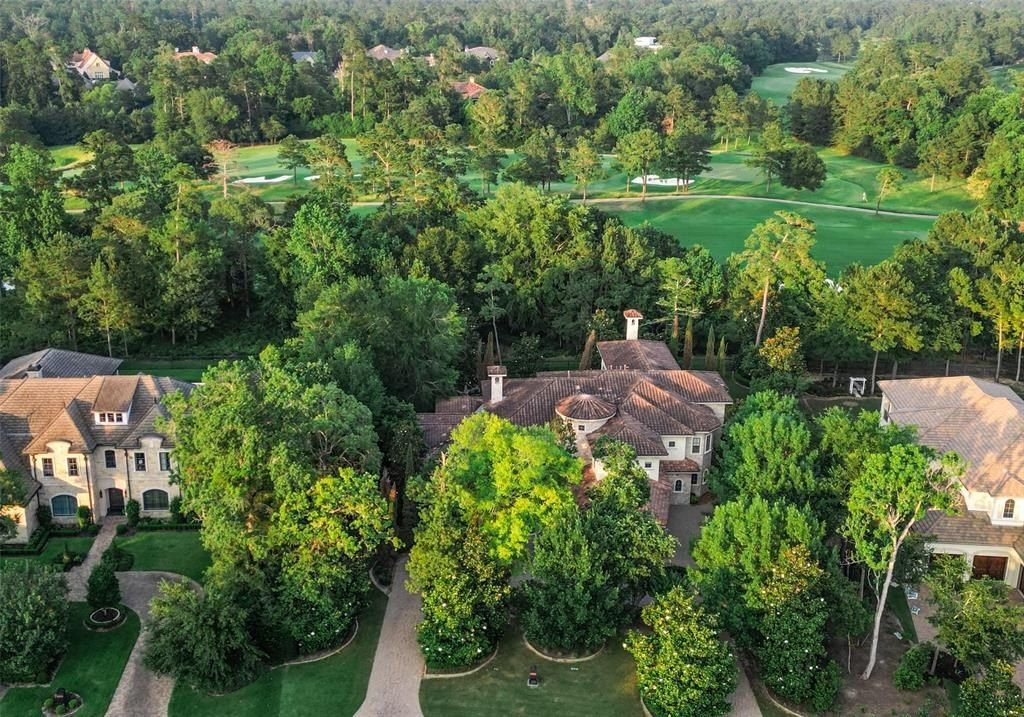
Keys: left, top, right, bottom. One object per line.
{"left": 0, "top": 561, "right": 69, "bottom": 683}
{"left": 626, "top": 586, "right": 736, "bottom": 717}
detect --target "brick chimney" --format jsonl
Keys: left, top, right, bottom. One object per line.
{"left": 624, "top": 309, "right": 643, "bottom": 341}
{"left": 487, "top": 365, "right": 507, "bottom": 403}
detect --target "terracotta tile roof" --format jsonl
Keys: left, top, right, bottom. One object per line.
{"left": 918, "top": 499, "right": 1023, "bottom": 556}
{"left": 555, "top": 393, "right": 617, "bottom": 421}
{"left": 660, "top": 459, "right": 700, "bottom": 473}
{"left": 880, "top": 376, "right": 1024, "bottom": 497}
{"left": 648, "top": 475, "right": 670, "bottom": 525}
{"left": 591, "top": 414, "right": 667, "bottom": 456}
{"left": 0, "top": 349, "right": 122, "bottom": 379}
{"left": 93, "top": 375, "right": 139, "bottom": 413}
{"left": 597, "top": 340, "right": 678, "bottom": 370}
{"left": 172, "top": 46, "right": 217, "bottom": 63}
{"left": 417, "top": 413, "right": 471, "bottom": 450}
{"left": 452, "top": 79, "right": 487, "bottom": 100}
{"left": 433, "top": 396, "right": 483, "bottom": 414}
{"left": 623, "top": 309, "right": 643, "bottom": 319}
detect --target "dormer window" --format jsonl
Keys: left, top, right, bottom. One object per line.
{"left": 1003, "top": 499, "right": 1016, "bottom": 520}
{"left": 95, "top": 412, "right": 127, "bottom": 425}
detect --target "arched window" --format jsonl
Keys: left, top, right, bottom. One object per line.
{"left": 1003, "top": 499, "right": 1016, "bottom": 519}
{"left": 673, "top": 479, "right": 683, "bottom": 493}
{"left": 142, "top": 489, "right": 169, "bottom": 511}
{"left": 51, "top": 494, "right": 78, "bottom": 517}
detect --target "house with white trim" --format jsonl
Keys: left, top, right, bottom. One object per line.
{"left": 880, "top": 376, "right": 1024, "bottom": 593}
{"left": 0, "top": 364, "right": 192, "bottom": 543}
{"left": 417, "top": 311, "right": 732, "bottom": 523}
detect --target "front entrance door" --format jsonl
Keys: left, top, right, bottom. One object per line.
{"left": 972, "top": 555, "right": 1008, "bottom": 581}
{"left": 107, "top": 488, "right": 125, "bottom": 516}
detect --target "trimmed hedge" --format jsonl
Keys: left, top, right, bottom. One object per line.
{"left": 116, "top": 520, "right": 201, "bottom": 536}
{"left": 1, "top": 525, "right": 99, "bottom": 556}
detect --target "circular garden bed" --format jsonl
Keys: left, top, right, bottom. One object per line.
{"left": 84, "top": 606, "right": 125, "bottom": 631}
{"left": 41, "top": 691, "right": 83, "bottom": 716}
{"left": 522, "top": 635, "right": 605, "bottom": 663}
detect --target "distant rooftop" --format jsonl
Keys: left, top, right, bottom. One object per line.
{"left": 0, "top": 349, "right": 122, "bottom": 380}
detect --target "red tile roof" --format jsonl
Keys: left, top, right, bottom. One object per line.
{"left": 597, "top": 339, "right": 678, "bottom": 370}
{"left": 452, "top": 79, "right": 487, "bottom": 100}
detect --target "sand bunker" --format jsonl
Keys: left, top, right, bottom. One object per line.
{"left": 631, "top": 175, "right": 695, "bottom": 187}
{"left": 232, "top": 175, "right": 290, "bottom": 185}
{"left": 785, "top": 66, "right": 829, "bottom": 74}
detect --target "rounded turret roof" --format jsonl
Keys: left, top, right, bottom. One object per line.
{"left": 555, "top": 393, "right": 617, "bottom": 421}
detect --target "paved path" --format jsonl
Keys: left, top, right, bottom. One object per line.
{"left": 67, "top": 520, "right": 120, "bottom": 601}
{"left": 106, "top": 572, "right": 201, "bottom": 717}
{"left": 729, "top": 658, "right": 763, "bottom": 717}
{"left": 666, "top": 503, "right": 715, "bottom": 568}
{"left": 354, "top": 556, "right": 425, "bottom": 717}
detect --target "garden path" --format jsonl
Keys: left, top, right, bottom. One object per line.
{"left": 729, "top": 660, "right": 763, "bottom": 717}
{"left": 105, "top": 571, "right": 201, "bottom": 717}
{"left": 354, "top": 556, "right": 425, "bottom": 717}
{"left": 66, "top": 519, "right": 120, "bottom": 601}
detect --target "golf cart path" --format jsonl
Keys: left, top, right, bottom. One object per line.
{"left": 354, "top": 556, "right": 425, "bottom": 717}
{"left": 106, "top": 571, "right": 202, "bottom": 717}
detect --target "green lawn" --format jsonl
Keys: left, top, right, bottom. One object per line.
{"left": 603, "top": 196, "right": 935, "bottom": 272}
{"left": 116, "top": 530, "right": 211, "bottom": 583}
{"left": 0, "top": 603, "right": 140, "bottom": 717}
{"left": 169, "top": 589, "right": 387, "bottom": 717}
{"left": 887, "top": 588, "right": 919, "bottom": 643}
{"left": 800, "top": 395, "right": 882, "bottom": 417}
{"left": 751, "top": 61, "right": 852, "bottom": 105}
{"left": 420, "top": 625, "right": 643, "bottom": 717}
{"left": 119, "top": 358, "right": 217, "bottom": 382}
{"left": 1, "top": 535, "right": 96, "bottom": 565}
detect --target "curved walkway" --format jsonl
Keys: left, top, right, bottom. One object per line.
{"left": 105, "top": 571, "right": 201, "bottom": 717}
{"left": 354, "top": 556, "right": 425, "bottom": 717}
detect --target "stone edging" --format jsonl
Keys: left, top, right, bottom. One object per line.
{"left": 421, "top": 647, "right": 498, "bottom": 680}
{"left": 83, "top": 607, "right": 125, "bottom": 632}
{"left": 758, "top": 687, "right": 809, "bottom": 717}
{"left": 273, "top": 619, "right": 359, "bottom": 669}
{"left": 369, "top": 562, "right": 392, "bottom": 595}
{"left": 522, "top": 635, "right": 605, "bottom": 663}
{"left": 640, "top": 695, "right": 654, "bottom": 717}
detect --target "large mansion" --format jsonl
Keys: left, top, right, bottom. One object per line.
{"left": 418, "top": 311, "right": 733, "bottom": 523}
{"left": 0, "top": 351, "right": 192, "bottom": 542}
{"left": 880, "top": 376, "right": 1024, "bottom": 593}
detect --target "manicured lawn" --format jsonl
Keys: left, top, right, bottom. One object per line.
{"left": 119, "top": 358, "right": 217, "bottom": 382}
{"left": 419, "top": 625, "right": 643, "bottom": 717}
{"left": 751, "top": 61, "right": 852, "bottom": 105}
{"left": 603, "top": 196, "right": 935, "bottom": 272}
{"left": 168, "top": 589, "right": 387, "bottom": 717}
{"left": 0, "top": 603, "right": 140, "bottom": 717}
{"left": 800, "top": 395, "right": 882, "bottom": 417}
{"left": 116, "top": 530, "right": 211, "bottom": 583}
{"left": 1, "top": 535, "right": 96, "bottom": 565}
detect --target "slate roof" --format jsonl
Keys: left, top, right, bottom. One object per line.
{"left": 0, "top": 349, "right": 122, "bottom": 379}
{"left": 0, "top": 375, "right": 193, "bottom": 505}
{"left": 880, "top": 376, "right": 1024, "bottom": 497}
{"left": 464, "top": 46, "right": 500, "bottom": 61}
{"left": 291, "top": 51, "right": 317, "bottom": 63}
{"left": 597, "top": 339, "right": 678, "bottom": 370}
{"left": 918, "top": 499, "right": 1024, "bottom": 556}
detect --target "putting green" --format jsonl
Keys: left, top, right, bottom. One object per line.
{"left": 751, "top": 61, "right": 852, "bottom": 105}
{"left": 602, "top": 196, "right": 935, "bottom": 273}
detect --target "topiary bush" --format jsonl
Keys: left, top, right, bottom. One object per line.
{"left": 893, "top": 642, "right": 933, "bottom": 691}
{"left": 125, "top": 499, "right": 140, "bottom": 528}
{"left": 86, "top": 561, "right": 121, "bottom": 611}
{"left": 36, "top": 505, "right": 53, "bottom": 529}
{"left": 75, "top": 505, "right": 92, "bottom": 529}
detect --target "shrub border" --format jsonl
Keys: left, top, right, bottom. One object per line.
{"left": 273, "top": 619, "right": 359, "bottom": 669}
{"left": 422, "top": 647, "right": 499, "bottom": 679}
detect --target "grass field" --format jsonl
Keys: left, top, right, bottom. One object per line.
{"left": 116, "top": 530, "right": 211, "bottom": 583}
{"left": 169, "top": 589, "right": 387, "bottom": 717}
{"left": 989, "top": 64, "right": 1024, "bottom": 91}
{"left": 0, "top": 603, "right": 141, "bottom": 717}
{"left": 750, "top": 61, "right": 852, "bottom": 105}
{"left": 1, "top": 535, "right": 96, "bottom": 564}
{"left": 119, "top": 358, "right": 216, "bottom": 382}
{"left": 420, "top": 625, "right": 643, "bottom": 717}
{"left": 603, "top": 197, "right": 935, "bottom": 271}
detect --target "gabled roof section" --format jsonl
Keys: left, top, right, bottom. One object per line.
{"left": 597, "top": 339, "right": 678, "bottom": 370}
{"left": 880, "top": 376, "right": 1024, "bottom": 497}
{"left": 24, "top": 402, "right": 96, "bottom": 454}
{"left": 452, "top": 78, "right": 487, "bottom": 100}
{"left": 592, "top": 413, "right": 667, "bottom": 456}
{"left": 366, "top": 44, "right": 403, "bottom": 62}
{"left": 118, "top": 402, "right": 171, "bottom": 448}
{"left": 0, "top": 348, "right": 122, "bottom": 379}
{"left": 93, "top": 375, "right": 139, "bottom": 413}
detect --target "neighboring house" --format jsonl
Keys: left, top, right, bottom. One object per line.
{"left": 464, "top": 45, "right": 500, "bottom": 63}
{"left": 634, "top": 36, "right": 663, "bottom": 50}
{"left": 67, "top": 48, "right": 114, "bottom": 81}
{"left": 417, "top": 310, "right": 732, "bottom": 523}
{"left": 0, "top": 349, "right": 122, "bottom": 380}
{"left": 0, "top": 373, "right": 193, "bottom": 542}
{"left": 452, "top": 77, "right": 487, "bottom": 100}
{"left": 172, "top": 46, "right": 218, "bottom": 64}
{"left": 366, "top": 44, "right": 404, "bottom": 62}
{"left": 291, "top": 50, "right": 318, "bottom": 65}
{"left": 880, "top": 376, "right": 1024, "bottom": 593}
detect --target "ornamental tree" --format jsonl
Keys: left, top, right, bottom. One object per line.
{"left": 625, "top": 586, "right": 736, "bottom": 717}
{"left": 844, "top": 443, "right": 963, "bottom": 680}
{"left": 86, "top": 560, "right": 121, "bottom": 611}
{"left": 0, "top": 561, "right": 68, "bottom": 683}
